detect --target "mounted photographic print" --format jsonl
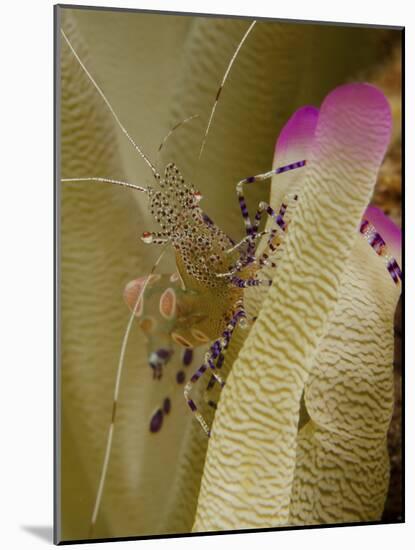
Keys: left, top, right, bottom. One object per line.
{"left": 54, "top": 4, "right": 404, "bottom": 545}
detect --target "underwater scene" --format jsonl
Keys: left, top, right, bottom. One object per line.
{"left": 56, "top": 5, "right": 403, "bottom": 544}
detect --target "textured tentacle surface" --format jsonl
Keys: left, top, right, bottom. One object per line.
{"left": 289, "top": 234, "right": 401, "bottom": 525}
{"left": 193, "top": 84, "right": 392, "bottom": 531}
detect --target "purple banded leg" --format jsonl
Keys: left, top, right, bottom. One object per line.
{"left": 252, "top": 195, "right": 300, "bottom": 268}
{"left": 235, "top": 160, "right": 306, "bottom": 254}
{"left": 253, "top": 202, "right": 287, "bottom": 232}
{"left": 255, "top": 249, "right": 278, "bottom": 269}
{"left": 217, "top": 223, "right": 280, "bottom": 277}
{"left": 217, "top": 186, "right": 300, "bottom": 279}
{"left": 217, "top": 257, "right": 272, "bottom": 280}
{"left": 184, "top": 308, "right": 246, "bottom": 436}
{"left": 237, "top": 201, "right": 285, "bottom": 270}
{"left": 223, "top": 231, "right": 277, "bottom": 271}
{"left": 225, "top": 230, "right": 271, "bottom": 255}
{"left": 253, "top": 194, "right": 298, "bottom": 239}
{"left": 386, "top": 259, "right": 403, "bottom": 284}
{"left": 203, "top": 350, "right": 227, "bottom": 409}
{"left": 249, "top": 194, "right": 299, "bottom": 251}
{"left": 252, "top": 227, "right": 283, "bottom": 270}
{"left": 232, "top": 194, "right": 299, "bottom": 273}
{"left": 359, "top": 219, "right": 402, "bottom": 284}
{"left": 217, "top": 199, "right": 294, "bottom": 278}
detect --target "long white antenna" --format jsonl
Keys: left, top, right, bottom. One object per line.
{"left": 61, "top": 177, "right": 147, "bottom": 194}
{"left": 89, "top": 247, "right": 167, "bottom": 537}
{"left": 198, "top": 20, "right": 256, "bottom": 160}
{"left": 157, "top": 114, "right": 199, "bottom": 153}
{"left": 61, "top": 28, "right": 160, "bottom": 180}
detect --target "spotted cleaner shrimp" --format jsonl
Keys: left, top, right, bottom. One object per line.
{"left": 60, "top": 16, "right": 402, "bottom": 538}
{"left": 61, "top": 19, "right": 299, "bottom": 436}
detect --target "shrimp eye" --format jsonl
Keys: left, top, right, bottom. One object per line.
{"left": 142, "top": 231, "right": 153, "bottom": 243}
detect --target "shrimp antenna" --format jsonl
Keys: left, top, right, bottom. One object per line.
{"left": 61, "top": 177, "right": 148, "bottom": 194}
{"left": 198, "top": 20, "right": 256, "bottom": 160}
{"left": 157, "top": 114, "right": 199, "bottom": 154}
{"left": 89, "top": 246, "right": 168, "bottom": 538}
{"left": 60, "top": 28, "right": 160, "bottom": 181}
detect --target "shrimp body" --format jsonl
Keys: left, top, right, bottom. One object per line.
{"left": 142, "top": 162, "right": 253, "bottom": 347}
